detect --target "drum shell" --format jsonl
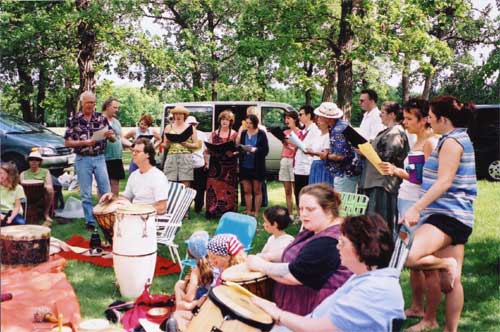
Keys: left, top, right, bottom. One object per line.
{"left": 221, "top": 263, "right": 274, "bottom": 300}
{"left": 112, "top": 207, "right": 157, "bottom": 298}
{"left": 21, "top": 180, "right": 45, "bottom": 224}
{"left": 0, "top": 225, "right": 50, "bottom": 266}
{"left": 93, "top": 212, "right": 116, "bottom": 244}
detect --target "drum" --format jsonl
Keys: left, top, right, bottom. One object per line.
{"left": 21, "top": 179, "right": 45, "bottom": 224}
{"left": 221, "top": 263, "right": 274, "bottom": 300}
{"left": 0, "top": 225, "right": 50, "bottom": 265}
{"left": 187, "top": 284, "right": 274, "bottom": 332}
{"left": 112, "top": 204, "right": 157, "bottom": 298}
{"left": 93, "top": 198, "right": 131, "bottom": 244}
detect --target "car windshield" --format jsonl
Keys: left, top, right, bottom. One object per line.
{"left": 0, "top": 115, "right": 41, "bottom": 134}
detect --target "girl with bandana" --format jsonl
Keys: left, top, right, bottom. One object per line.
{"left": 206, "top": 234, "right": 246, "bottom": 286}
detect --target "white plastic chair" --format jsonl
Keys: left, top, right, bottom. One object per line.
{"left": 156, "top": 185, "right": 196, "bottom": 265}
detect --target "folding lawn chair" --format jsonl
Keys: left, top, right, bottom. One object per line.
{"left": 339, "top": 192, "right": 369, "bottom": 217}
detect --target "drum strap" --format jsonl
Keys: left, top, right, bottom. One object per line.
{"left": 208, "top": 291, "right": 274, "bottom": 332}
{"left": 112, "top": 250, "right": 157, "bottom": 258}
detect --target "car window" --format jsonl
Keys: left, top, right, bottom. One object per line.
{"left": 262, "top": 107, "right": 286, "bottom": 129}
{"left": 0, "top": 115, "right": 40, "bottom": 133}
{"left": 164, "top": 106, "right": 213, "bottom": 133}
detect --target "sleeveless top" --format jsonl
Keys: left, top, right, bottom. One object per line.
{"left": 273, "top": 224, "right": 352, "bottom": 315}
{"left": 22, "top": 168, "right": 48, "bottom": 182}
{"left": 104, "top": 118, "right": 123, "bottom": 160}
{"left": 167, "top": 126, "right": 193, "bottom": 154}
{"left": 420, "top": 128, "right": 477, "bottom": 229}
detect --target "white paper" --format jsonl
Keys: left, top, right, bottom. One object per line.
{"left": 289, "top": 131, "right": 306, "bottom": 151}
{"left": 91, "top": 127, "right": 108, "bottom": 141}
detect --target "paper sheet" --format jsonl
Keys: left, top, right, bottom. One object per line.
{"left": 91, "top": 127, "right": 108, "bottom": 141}
{"left": 288, "top": 131, "right": 306, "bottom": 151}
{"left": 359, "top": 142, "right": 384, "bottom": 175}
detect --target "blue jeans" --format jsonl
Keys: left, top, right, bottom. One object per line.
{"left": 1, "top": 213, "right": 26, "bottom": 226}
{"left": 75, "top": 154, "right": 110, "bottom": 225}
{"left": 334, "top": 175, "right": 360, "bottom": 193}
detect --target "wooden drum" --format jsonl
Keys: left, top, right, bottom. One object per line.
{"left": 113, "top": 204, "right": 157, "bottom": 298}
{"left": 221, "top": 263, "right": 274, "bottom": 300}
{"left": 187, "top": 284, "right": 274, "bottom": 332}
{"left": 0, "top": 225, "right": 50, "bottom": 265}
{"left": 93, "top": 197, "right": 131, "bottom": 244}
{"left": 21, "top": 179, "right": 45, "bottom": 224}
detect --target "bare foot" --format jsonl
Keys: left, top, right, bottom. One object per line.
{"left": 44, "top": 215, "right": 53, "bottom": 222}
{"left": 440, "top": 257, "right": 458, "bottom": 294}
{"left": 406, "top": 319, "right": 439, "bottom": 332}
{"left": 405, "top": 307, "right": 424, "bottom": 318}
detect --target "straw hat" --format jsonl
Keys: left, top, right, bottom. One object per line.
{"left": 170, "top": 105, "right": 189, "bottom": 115}
{"left": 313, "top": 102, "right": 343, "bottom": 119}
{"left": 28, "top": 151, "right": 43, "bottom": 161}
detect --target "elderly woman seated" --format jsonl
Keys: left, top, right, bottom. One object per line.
{"left": 252, "top": 214, "right": 405, "bottom": 332}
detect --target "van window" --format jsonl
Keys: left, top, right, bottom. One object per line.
{"left": 164, "top": 106, "right": 213, "bottom": 133}
{"left": 262, "top": 107, "right": 286, "bottom": 129}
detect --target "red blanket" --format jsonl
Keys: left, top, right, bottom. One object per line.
{"left": 57, "top": 235, "right": 181, "bottom": 276}
{"left": 1, "top": 256, "right": 81, "bottom": 332}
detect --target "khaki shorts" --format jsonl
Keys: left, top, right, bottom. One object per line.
{"left": 164, "top": 153, "right": 194, "bottom": 181}
{"left": 279, "top": 157, "right": 295, "bottom": 182}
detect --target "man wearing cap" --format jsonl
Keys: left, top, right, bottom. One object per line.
{"left": 64, "top": 91, "right": 115, "bottom": 231}
{"left": 186, "top": 115, "right": 207, "bottom": 213}
{"left": 20, "top": 151, "right": 54, "bottom": 225}
{"left": 162, "top": 106, "right": 200, "bottom": 189}
{"left": 314, "top": 102, "right": 361, "bottom": 193}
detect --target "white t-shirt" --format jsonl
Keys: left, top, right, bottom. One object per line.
{"left": 192, "top": 130, "right": 207, "bottom": 168}
{"left": 123, "top": 166, "right": 169, "bottom": 205}
{"left": 311, "top": 132, "right": 331, "bottom": 161}
{"left": 294, "top": 122, "right": 320, "bottom": 175}
{"left": 359, "top": 107, "right": 385, "bottom": 141}
{"left": 260, "top": 233, "right": 295, "bottom": 262}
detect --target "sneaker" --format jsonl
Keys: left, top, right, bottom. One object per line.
{"left": 86, "top": 223, "right": 96, "bottom": 231}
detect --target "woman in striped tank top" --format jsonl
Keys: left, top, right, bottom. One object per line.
{"left": 403, "top": 96, "right": 477, "bottom": 332}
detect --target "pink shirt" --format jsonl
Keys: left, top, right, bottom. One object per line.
{"left": 281, "top": 128, "right": 300, "bottom": 158}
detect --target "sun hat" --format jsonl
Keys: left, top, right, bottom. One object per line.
{"left": 187, "top": 231, "right": 209, "bottom": 259}
{"left": 186, "top": 115, "right": 199, "bottom": 125}
{"left": 170, "top": 105, "right": 190, "bottom": 115}
{"left": 207, "top": 234, "right": 243, "bottom": 257}
{"left": 27, "top": 150, "right": 43, "bottom": 161}
{"left": 313, "top": 102, "right": 343, "bottom": 119}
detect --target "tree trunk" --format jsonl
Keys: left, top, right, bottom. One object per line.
{"left": 401, "top": 55, "right": 410, "bottom": 102}
{"left": 304, "top": 62, "right": 314, "bottom": 105}
{"left": 192, "top": 69, "right": 202, "bottom": 101}
{"left": 208, "top": 10, "right": 218, "bottom": 101}
{"left": 64, "top": 77, "right": 76, "bottom": 119}
{"left": 422, "top": 58, "right": 438, "bottom": 100}
{"left": 16, "top": 62, "right": 35, "bottom": 122}
{"left": 76, "top": 0, "right": 96, "bottom": 96}
{"left": 335, "top": 0, "right": 360, "bottom": 121}
{"left": 322, "top": 63, "right": 336, "bottom": 102}
{"left": 36, "top": 64, "right": 47, "bottom": 123}
{"left": 257, "top": 57, "right": 266, "bottom": 101}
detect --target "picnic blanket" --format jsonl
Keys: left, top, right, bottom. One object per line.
{"left": 1, "top": 256, "right": 81, "bottom": 332}
{"left": 57, "top": 235, "right": 181, "bottom": 276}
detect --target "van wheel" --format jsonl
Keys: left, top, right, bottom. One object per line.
{"left": 488, "top": 160, "right": 500, "bottom": 181}
{"left": 1, "top": 153, "right": 28, "bottom": 172}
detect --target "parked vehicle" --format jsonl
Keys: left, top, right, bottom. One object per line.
{"left": 161, "top": 101, "right": 297, "bottom": 175}
{"left": 467, "top": 104, "right": 500, "bottom": 181}
{"left": 0, "top": 114, "right": 75, "bottom": 176}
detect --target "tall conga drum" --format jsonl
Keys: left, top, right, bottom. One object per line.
{"left": 113, "top": 204, "right": 157, "bottom": 298}
{"left": 21, "top": 179, "right": 45, "bottom": 224}
{"left": 221, "top": 263, "right": 274, "bottom": 300}
{"left": 0, "top": 225, "right": 50, "bottom": 265}
{"left": 187, "top": 284, "right": 274, "bottom": 332}
{"left": 93, "top": 198, "right": 131, "bottom": 244}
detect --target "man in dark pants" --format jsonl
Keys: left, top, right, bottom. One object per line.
{"left": 187, "top": 116, "right": 207, "bottom": 213}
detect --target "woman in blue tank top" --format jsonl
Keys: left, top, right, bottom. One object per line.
{"left": 403, "top": 96, "right": 477, "bottom": 332}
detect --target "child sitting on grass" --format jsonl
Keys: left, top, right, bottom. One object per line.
{"left": 258, "top": 206, "right": 294, "bottom": 262}
{"left": 0, "top": 162, "right": 26, "bottom": 226}
{"left": 174, "top": 231, "right": 213, "bottom": 311}
{"left": 207, "top": 233, "right": 246, "bottom": 286}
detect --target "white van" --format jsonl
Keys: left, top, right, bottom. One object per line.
{"left": 161, "top": 101, "right": 297, "bottom": 175}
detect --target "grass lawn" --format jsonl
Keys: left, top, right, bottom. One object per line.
{"left": 48, "top": 179, "right": 499, "bottom": 331}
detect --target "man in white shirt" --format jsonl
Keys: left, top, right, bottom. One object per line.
{"left": 358, "top": 89, "right": 385, "bottom": 140}
{"left": 100, "top": 138, "right": 168, "bottom": 214}
{"left": 293, "top": 105, "right": 320, "bottom": 206}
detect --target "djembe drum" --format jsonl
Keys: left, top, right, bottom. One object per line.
{"left": 21, "top": 179, "right": 45, "bottom": 224}
{"left": 0, "top": 225, "right": 50, "bottom": 265}
{"left": 221, "top": 263, "right": 274, "bottom": 300}
{"left": 112, "top": 204, "right": 157, "bottom": 298}
{"left": 186, "top": 284, "right": 274, "bottom": 332}
{"left": 93, "top": 198, "right": 131, "bottom": 244}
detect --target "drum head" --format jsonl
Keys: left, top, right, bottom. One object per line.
{"left": 116, "top": 204, "right": 156, "bottom": 215}
{"left": 222, "top": 263, "right": 267, "bottom": 283}
{"left": 0, "top": 225, "right": 51, "bottom": 241}
{"left": 209, "top": 285, "right": 274, "bottom": 331}
{"left": 93, "top": 197, "right": 131, "bottom": 214}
